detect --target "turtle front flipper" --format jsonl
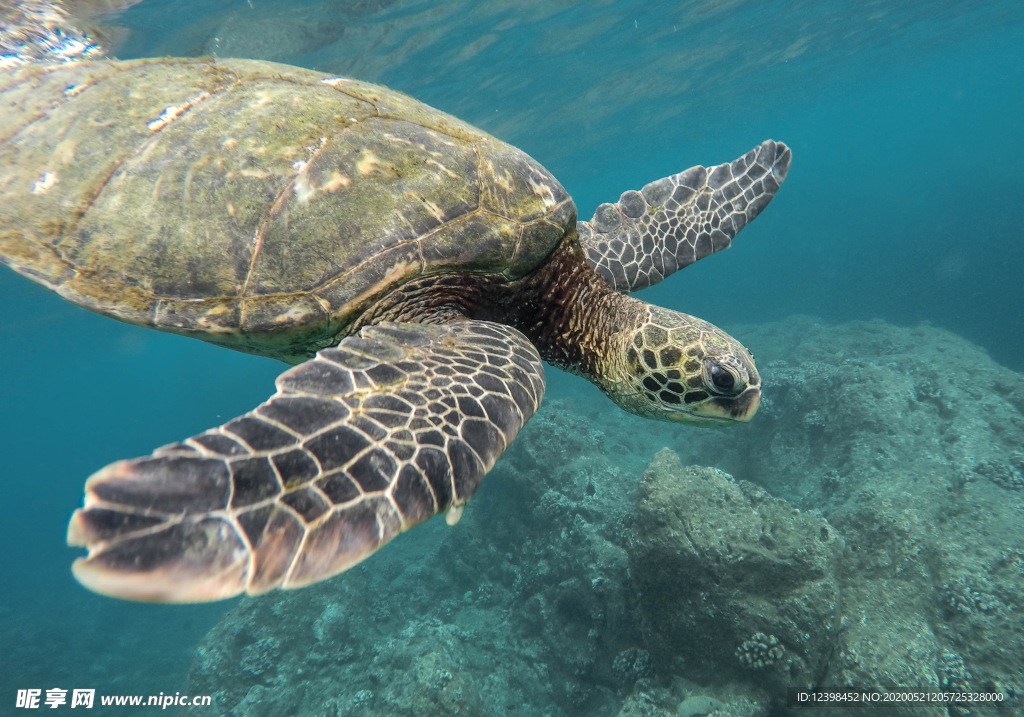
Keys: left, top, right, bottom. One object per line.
{"left": 67, "top": 321, "right": 545, "bottom": 602}
{"left": 579, "top": 140, "right": 791, "bottom": 293}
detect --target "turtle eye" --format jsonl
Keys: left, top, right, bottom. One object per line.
{"left": 709, "top": 363, "right": 737, "bottom": 393}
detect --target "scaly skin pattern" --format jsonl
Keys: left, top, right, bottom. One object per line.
{"left": 579, "top": 140, "right": 791, "bottom": 293}
{"left": 613, "top": 305, "right": 761, "bottom": 425}
{"left": 0, "top": 57, "right": 573, "bottom": 362}
{"left": 66, "top": 243, "right": 761, "bottom": 601}
{"left": 356, "top": 236, "right": 762, "bottom": 427}
{"left": 68, "top": 321, "right": 545, "bottom": 601}
{"left": 539, "top": 256, "right": 762, "bottom": 427}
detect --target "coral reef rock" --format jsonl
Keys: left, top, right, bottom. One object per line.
{"left": 691, "top": 318, "right": 1024, "bottom": 716}
{"left": 627, "top": 451, "right": 844, "bottom": 692}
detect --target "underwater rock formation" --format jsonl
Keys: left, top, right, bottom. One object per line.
{"left": 688, "top": 318, "right": 1024, "bottom": 716}
{"left": 184, "top": 318, "right": 1023, "bottom": 717}
{"left": 627, "top": 452, "right": 844, "bottom": 693}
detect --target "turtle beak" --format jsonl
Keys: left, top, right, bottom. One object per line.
{"left": 727, "top": 387, "right": 761, "bottom": 422}
{"left": 676, "top": 386, "right": 761, "bottom": 425}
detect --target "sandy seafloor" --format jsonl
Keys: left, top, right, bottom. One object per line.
{"left": 1, "top": 1, "right": 1023, "bottom": 715}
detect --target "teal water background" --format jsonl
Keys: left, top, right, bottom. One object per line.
{"left": 1, "top": 0, "right": 1023, "bottom": 710}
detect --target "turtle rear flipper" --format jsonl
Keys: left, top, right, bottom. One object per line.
{"left": 580, "top": 140, "right": 791, "bottom": 293}
{"left": 67, "top": 320, "right": 545, "bottom": 602}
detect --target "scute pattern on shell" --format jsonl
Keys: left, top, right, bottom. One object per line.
{"left": 0, "top": 57, "right": 574, "bottom": 362}
{"left": 66, "top": 320, "right": 545, "bottom": 602}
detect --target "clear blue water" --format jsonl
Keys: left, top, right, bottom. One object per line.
{"left": 1, "top": 0, "right": 1023, "bottom": 712}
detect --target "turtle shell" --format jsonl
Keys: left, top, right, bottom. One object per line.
{"left": 0, "top": 58, "right": 575, "bottom": 362}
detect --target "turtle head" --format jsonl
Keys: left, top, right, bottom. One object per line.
{"left": 606, "top": 306, "right": 761, "bottom": 426}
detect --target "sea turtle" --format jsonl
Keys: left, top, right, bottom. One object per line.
{"left": 0, "top": 55, "right": 789, "bottom": 602}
